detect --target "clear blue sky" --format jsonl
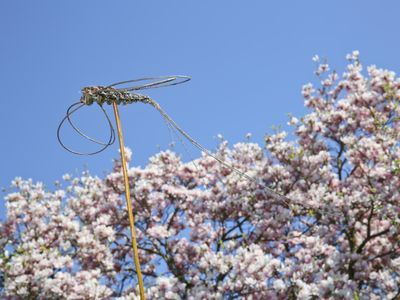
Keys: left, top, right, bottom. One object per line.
{"left": 1, "top": 1, "right": 400, "bottom": 219}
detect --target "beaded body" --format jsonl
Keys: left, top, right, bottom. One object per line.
{"left": 80, "top": 86, "right": 152, "bottom": 106}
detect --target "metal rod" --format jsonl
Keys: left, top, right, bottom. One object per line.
{"left": 112, "top": 101, "right": 146, "bottom": 299}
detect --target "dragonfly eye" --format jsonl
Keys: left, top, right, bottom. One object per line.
{"left": 81, "top": 86, "right": 100, "bottom": 105}
{"left": 80, "top": 92, "right": 92, "bottom": 105}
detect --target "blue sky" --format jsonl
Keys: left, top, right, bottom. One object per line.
{"left": 1, "top": 0, "right": 400, "bottom": 219}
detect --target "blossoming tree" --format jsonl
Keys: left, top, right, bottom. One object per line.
{"left": 1, "top": 52, "right": 399, "bottom": 299}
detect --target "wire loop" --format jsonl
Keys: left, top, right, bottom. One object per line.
{"left": 57, "top": 102, "right": 115, "bottom": 155}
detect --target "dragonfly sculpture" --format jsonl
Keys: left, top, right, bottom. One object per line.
{"left": 57, "top": 75, "right": 292, "bottom": 299}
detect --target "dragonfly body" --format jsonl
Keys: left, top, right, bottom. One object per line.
{"left": 80, "top": 86, "right": 152, "bottom": 106}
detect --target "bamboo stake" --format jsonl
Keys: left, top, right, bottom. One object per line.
{"left": 112, "top": 101, "right": 146, "bottom": 300}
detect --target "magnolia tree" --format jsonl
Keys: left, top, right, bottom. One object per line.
{"left": 1, "top": 52, "right": 400, "bottom": 299}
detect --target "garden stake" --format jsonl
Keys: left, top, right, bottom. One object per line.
{"left": 112, "top": 100, "right": 145, "bottom": 300}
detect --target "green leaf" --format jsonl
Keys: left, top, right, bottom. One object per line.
{"left": 354, "top": 291, "right": 360, "bottom": 300}
{"left": 307, "top": 209, "right": 316, "bottom": 217}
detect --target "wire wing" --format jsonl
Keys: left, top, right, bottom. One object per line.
{"left": 107, "top": 75, "right": 191, "bottom": 91}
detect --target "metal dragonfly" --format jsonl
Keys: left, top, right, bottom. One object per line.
{"left": 57, "top": 75, "right": 291, "bottom": 207}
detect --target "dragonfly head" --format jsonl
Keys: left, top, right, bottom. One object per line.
{"left": 80, "top": 86, "right": 106, "bottom": 105}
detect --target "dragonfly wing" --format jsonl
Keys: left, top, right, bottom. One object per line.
{"left": 107, "top": 76, "right": 191, "bottom": 91}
